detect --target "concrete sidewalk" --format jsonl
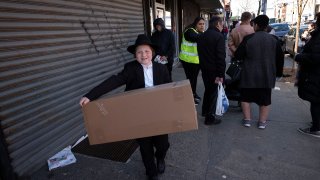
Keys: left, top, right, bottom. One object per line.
{"left": 31, "top": 66, "right": 320, "bottom": 180}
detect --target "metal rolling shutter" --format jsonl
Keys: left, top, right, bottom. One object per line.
{"left": 0, "top": 0, "right": 144, "bottom": 176}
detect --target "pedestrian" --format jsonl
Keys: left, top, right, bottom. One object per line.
{"left": 79, "top": 34, "right": 171, "bottom": 180}
{"left": 179, "top": 17, "right": 205, "bottom": 105}
{"left": 234, "top": 15, "right": 284, "bottom": 129}
{"left": 222, "top": 24, "right": 228, "bottom": 40}
{"left": 250, "top": 19, "right": 254, "bottom": 27}
{"left": 151, "top": 18, "right": 176, "bottom": 79}
{"left": 197, "top": 16, "right": 226, "bottom": 125}
{"left": 267, "top": 25, "right": 276, "bottom": 35}
{"left": 228, "top": 12, "right": 254, "bottom": 59}
{"left": 295, "top": 13, "right": 320, "bottom": 138}
{"left": 229, "top": 20, "right": 239, "bottom": 33}
{"left": 301, "top": 22, "right": 316, "bottom": 42}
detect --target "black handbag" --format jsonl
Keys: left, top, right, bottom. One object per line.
{"left": 226, "top": 60, "right": 242, "bottom": 81}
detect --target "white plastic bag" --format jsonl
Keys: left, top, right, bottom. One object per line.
{"left": 215, "top": 82, "right": 229, "bottom": 116}
{"left": 47, "top": 146, "right": 76, "bottom": 171}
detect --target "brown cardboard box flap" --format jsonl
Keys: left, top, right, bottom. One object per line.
{"left": 82, "top": 80, "right": 198, "bottom": 145}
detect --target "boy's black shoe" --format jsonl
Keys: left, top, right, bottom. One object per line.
{"left": 157, "top": 159, "right": 165, "bottom": 174}
{"left": 148, "top": 174, "right": 159, "bottom": 180}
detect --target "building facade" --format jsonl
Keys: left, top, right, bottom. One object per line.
{"left": 270, "top": 0, "right": 319, "bottom": 23}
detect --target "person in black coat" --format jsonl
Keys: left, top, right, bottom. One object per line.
{"left": 197, "top": 16, "right": 226, "bottom": 125}
{"left": 151, "top": 18, "right": 175, "bottom": 78}
{"left": 295, "top": 13, "right": 320, "bottom": 138}
{"left": 234, "top": 15, "right": 284, "bottom": 129}
{"left": 79, "top": 34, "right": 171, "bottom": 180}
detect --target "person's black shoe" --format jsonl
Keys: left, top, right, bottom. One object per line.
{"left": 201, "top": 112, "right": 207, "bottom": 117}
{"left": 148, "top": 174, "right": 159, "bottom": 180}
{"left": 157, "top": 159, "right": 165, "bottom": 174}
{"left": 194, "top": 93, "right": 201, "bottom": 101}
{"left": 204, "top": 115, "right": 221, "bottom": 125}
{"left": 204, "top": 118, "right": 222, "bottom": 125}
{"left": 298, "top": 127, "right": 320, "bottom": 138}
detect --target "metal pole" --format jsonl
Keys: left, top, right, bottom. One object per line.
{"left": 262, "top": 0, "right": 268, "bottom": 15}
{"left": 292, "top": 0, "right": 294, "bottom": 23}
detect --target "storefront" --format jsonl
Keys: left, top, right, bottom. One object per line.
{"left": 146, "top": 0, "right": 223, "bottom": 62}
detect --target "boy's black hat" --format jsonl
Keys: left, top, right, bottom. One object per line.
{"left": 127, "top": 34, "right": 158, "bottom": 54}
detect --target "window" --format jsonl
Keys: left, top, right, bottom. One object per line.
{"left": 271, "top": 24, "right": 289, "bottom": 32}
{"left": 288, "top": 29, "right": 294, "bottom": 35}
{"left": 165, "top": 0, "right": 172, "bottom": 29}
{"left": 282, "top": 24, "right": 289, "bottom": 31}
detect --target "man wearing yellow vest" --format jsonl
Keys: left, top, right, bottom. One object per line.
{"left": 179, "top": 17, "right": 205, "bottom": 105}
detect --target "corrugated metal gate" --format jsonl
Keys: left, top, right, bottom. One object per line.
{"left": 0, "top": 0, "right": 144, "bottom": 176}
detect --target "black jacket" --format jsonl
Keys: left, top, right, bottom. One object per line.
{"left": 184, "top": 28, "right": 202, "bottom": 42}
{"left": 197, "top": 27, "right": 226, "bottom": 77}
{"left": 295, "top": 28, "right": 320, "bottom": 103}
{"left": 151, "top": 18, "right": 175, "bottom": 63}
{"left": 84, "top": 61, "right": 171, "bottom": 101}
{"left": 235, "top": 31, "right": 284, "bottom": 88}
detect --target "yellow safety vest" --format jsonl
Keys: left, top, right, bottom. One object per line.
{"left": 179, "top": 28, "right": 199, "bottom": 64}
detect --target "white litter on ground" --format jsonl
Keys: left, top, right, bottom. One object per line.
{"left": 222, "top": 175, "right": 227, "bottom": 179}
{"left": 274, "top": 87, "right": 281, "bottom": 90}
{"left": 72, "top": 134, "right": 88, "bottom": 148}
{"left": 47, "top": 146, "right": 76, "bottom": 171}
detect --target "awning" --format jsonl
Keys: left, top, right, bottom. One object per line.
{"left": 194, "top": 0, "right": 224, "bottom": 13}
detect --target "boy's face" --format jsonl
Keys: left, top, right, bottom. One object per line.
{"left": 135, "top": 45, "right": 153, "bottom": 66}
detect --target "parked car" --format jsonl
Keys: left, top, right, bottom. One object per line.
{"left": 283, "top": 25, "right": 308, "bottom": 56}
{"left": 270, "top": 23, "right": 290, "bottom": 39}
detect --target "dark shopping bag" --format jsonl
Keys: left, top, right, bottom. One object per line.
{"left": 226, "top": 60, "right": 242, "bottom": 81}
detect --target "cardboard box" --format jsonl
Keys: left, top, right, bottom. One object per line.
{"left": 82, "top": 80, "right": 198, "bottom": 145}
